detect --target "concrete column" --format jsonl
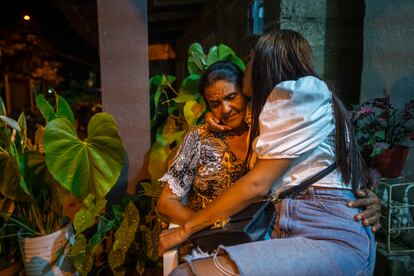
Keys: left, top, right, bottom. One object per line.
{"left": 97, "top": 0, "right": 150, "bottom": 194}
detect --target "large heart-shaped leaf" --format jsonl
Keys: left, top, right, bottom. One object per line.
{"left": 43, "top": 113, "right": 125, "bottom": 198}
{"left": 176, "top": 74, "right": 201, "bottom": 99}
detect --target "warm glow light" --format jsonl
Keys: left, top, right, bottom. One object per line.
{"left": 23, "top": 15, "right": 30, "bottom": 21}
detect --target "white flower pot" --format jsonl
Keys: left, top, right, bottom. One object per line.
{"left": 18, "top": 223, "right": 75, "bottom": 276}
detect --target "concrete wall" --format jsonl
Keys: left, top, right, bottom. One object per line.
{"left": 280, "top": 0, "right": 364, "bottom": 104}
{"left": 361, "top": 0, "right": 414, "bottom": 177}
{"left": 175, "top": 0, "right": 279, "bottom": 82}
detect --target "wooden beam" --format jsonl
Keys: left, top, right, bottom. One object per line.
{"left": 149, "top": 10, "right": 195, "bottom": 22}
{"left": 97, "top": 0, "right": 150, "bottom": 195}
{"left": 153, "top": 0, "right": 210, "bottom": 7}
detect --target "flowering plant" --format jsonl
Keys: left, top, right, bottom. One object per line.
{"left": 353, "top": 91, "right": 414, "bottom": 157}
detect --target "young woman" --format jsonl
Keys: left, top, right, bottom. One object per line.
{"left": 160, "top": 30, "right": 378, "bottom": 276}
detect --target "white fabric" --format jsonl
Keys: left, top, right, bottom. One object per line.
{"left": 253, "top": 76, "right": 349, "bottom": 193}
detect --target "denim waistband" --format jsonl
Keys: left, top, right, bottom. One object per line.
{"left": 290, "top": 187, "right": 356, "bottom": 202}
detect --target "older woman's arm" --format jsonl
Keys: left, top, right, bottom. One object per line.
{"left": 159, "top": 158, "right": 292, "bottom": 254}
{"left": 157, "top": 184, "right": 195, "bottom": 225}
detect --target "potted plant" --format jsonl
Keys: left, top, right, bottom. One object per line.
{"left": 0, "top": 93, "right": 125, "bottom": 275}
{"left": 353, "top": 91, "right": 414, "bottom": 178}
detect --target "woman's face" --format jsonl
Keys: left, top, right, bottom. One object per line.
{"left": 242, "top": 49, "right": 254, "bottom": 97}
{"left": 204, "top": 80, "right": 247, "bottom": 130}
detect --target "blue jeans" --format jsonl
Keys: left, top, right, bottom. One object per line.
{"left": 221, "top": 188, "right": 376, "bottom": 276}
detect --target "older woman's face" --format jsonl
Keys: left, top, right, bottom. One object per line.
{"left": 204, "top": 80, "right": 247, "bottom": 130}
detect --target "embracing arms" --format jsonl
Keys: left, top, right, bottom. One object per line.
{"left": 159, "top": 158, "right": 292, "bottom": 253}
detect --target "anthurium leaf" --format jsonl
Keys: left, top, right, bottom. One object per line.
{"left": 0, "top": 97, "right": 6, "bottom": 116}
{"left": 109, "top": 201, "right": 139, "bottom": 276}
{"left": 206, "top": 45, "right": 219, "bottom": 66}
{"left": 55, "top": 94, "right": 75, "bottom": 125}
{"left": 184, "top": 101, "right": 204, "bottom": 127}
{"left": 188, "top": 43, "right": 206, "bottom": 74}
{"left": 154, "top": 75, "right": 175, "bottom": 114}
{"left": 148, "top": 136, "right": 169, "bottom": 180}
{"left": 177, "top": 74, "right": 201, "bottom": 96}
{"left": 35, "top": 94, "right": 56, "bottom": 122}
{"left": 229, "top": 55, "right": 246, "bottom": 71}
{"left": 44, "top": 113, "right": 125, "bottom": 198}
{"left": 218, "top": 44, "right": 236, "bottom": 59}
{"left": 70, "top": 234, "right": 94, "bottom": 276}
{"left": 0, "top": 152, "right": 32, "bottom": 201}
{"left": 0, "top": 115, "right": 21, "bottom": 132}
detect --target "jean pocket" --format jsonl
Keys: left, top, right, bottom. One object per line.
{"left": 316, "top": 198, "right": 362, "bottom": 224}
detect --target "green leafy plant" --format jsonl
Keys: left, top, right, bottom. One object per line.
{"left": 353, "top": 91, "right": 414, "bottom": 157}
{"left": 0, "top": 92, "right": 125, "bottom": 234}
{"left": 0, "top": 93, "right": 126, "bottom": 273}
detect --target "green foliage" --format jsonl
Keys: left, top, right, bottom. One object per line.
{"left": 148, "top": 42, "right": 245, "bottom": 182}
{"left": 109, "top": 201, "right": 139, "bottom": 276}
{"left": 74, "top": 194, "right": 107, "bottom": 234}
{"left": 70, "top": 196, "right": 142, "bottom": 276}
{"left": 43, "top": 113, "right": 125, "bottom": 198}
{"left": 0, "top": 91, "right": 125, "bottom": 239}
{"left": 35, "top": 93, "right": 75, "bottom": 124}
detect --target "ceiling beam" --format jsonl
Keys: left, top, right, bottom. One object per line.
{"left": 153, "top": 0, "right": 210, "bottom": 7}
{"left": 148, "top": 10, "right": 195, "bottom": 22}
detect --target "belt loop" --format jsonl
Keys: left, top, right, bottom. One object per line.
{"left": 308, "top": 186, "right": 316, "bottom": 201}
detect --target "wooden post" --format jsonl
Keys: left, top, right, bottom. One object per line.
{"left": 97, "top": 0, "right": 150, "bottom": 194}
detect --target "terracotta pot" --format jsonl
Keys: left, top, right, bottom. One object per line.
{"left": 365, "top": 145, "right": 409, "bottom": 178}
{"left": 18, "top": 223, "right": 75, "bottom": 276}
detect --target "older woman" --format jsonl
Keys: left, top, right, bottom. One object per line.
{"left": 157, "top": 61, "right": 249, "bottom": 224}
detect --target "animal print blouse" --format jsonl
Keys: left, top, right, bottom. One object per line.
{"left": 159, "top": 124, "right": 245, "bottom": 212}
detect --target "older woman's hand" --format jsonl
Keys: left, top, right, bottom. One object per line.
{"left": 205, "top": 112, "right": 232, "bottom": 132}
{"left": 347, "top": 189, "right": 382, "bottom": 232}
{"left": 159, "top": 225, "right": 189, "bottom": 256}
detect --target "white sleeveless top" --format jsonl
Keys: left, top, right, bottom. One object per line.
{"left": 253, "top": 76, "right": 350, "bottom": 194}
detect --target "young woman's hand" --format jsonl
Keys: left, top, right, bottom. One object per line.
{"left": 205, "top": 112, "right": 232, "bottom": 132}
{"left": 347, "top": 189, "right": 382, "bottom": 232}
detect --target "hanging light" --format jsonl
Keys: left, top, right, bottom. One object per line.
{"left": 23, "top": 15, "right": 31, "bottom": 21}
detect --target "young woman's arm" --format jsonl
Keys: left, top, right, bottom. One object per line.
{"left": 156, "top": 184, "right": 195, "bottom": 225}
{"left": 159, "top": 158, "right": 292, "bottom": 254}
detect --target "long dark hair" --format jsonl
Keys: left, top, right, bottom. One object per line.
{"left": 245, "top": 30, "right": 368, "bottom": 190}
{"left": 199, "top": 60, "right": 243, "bottom": 97}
